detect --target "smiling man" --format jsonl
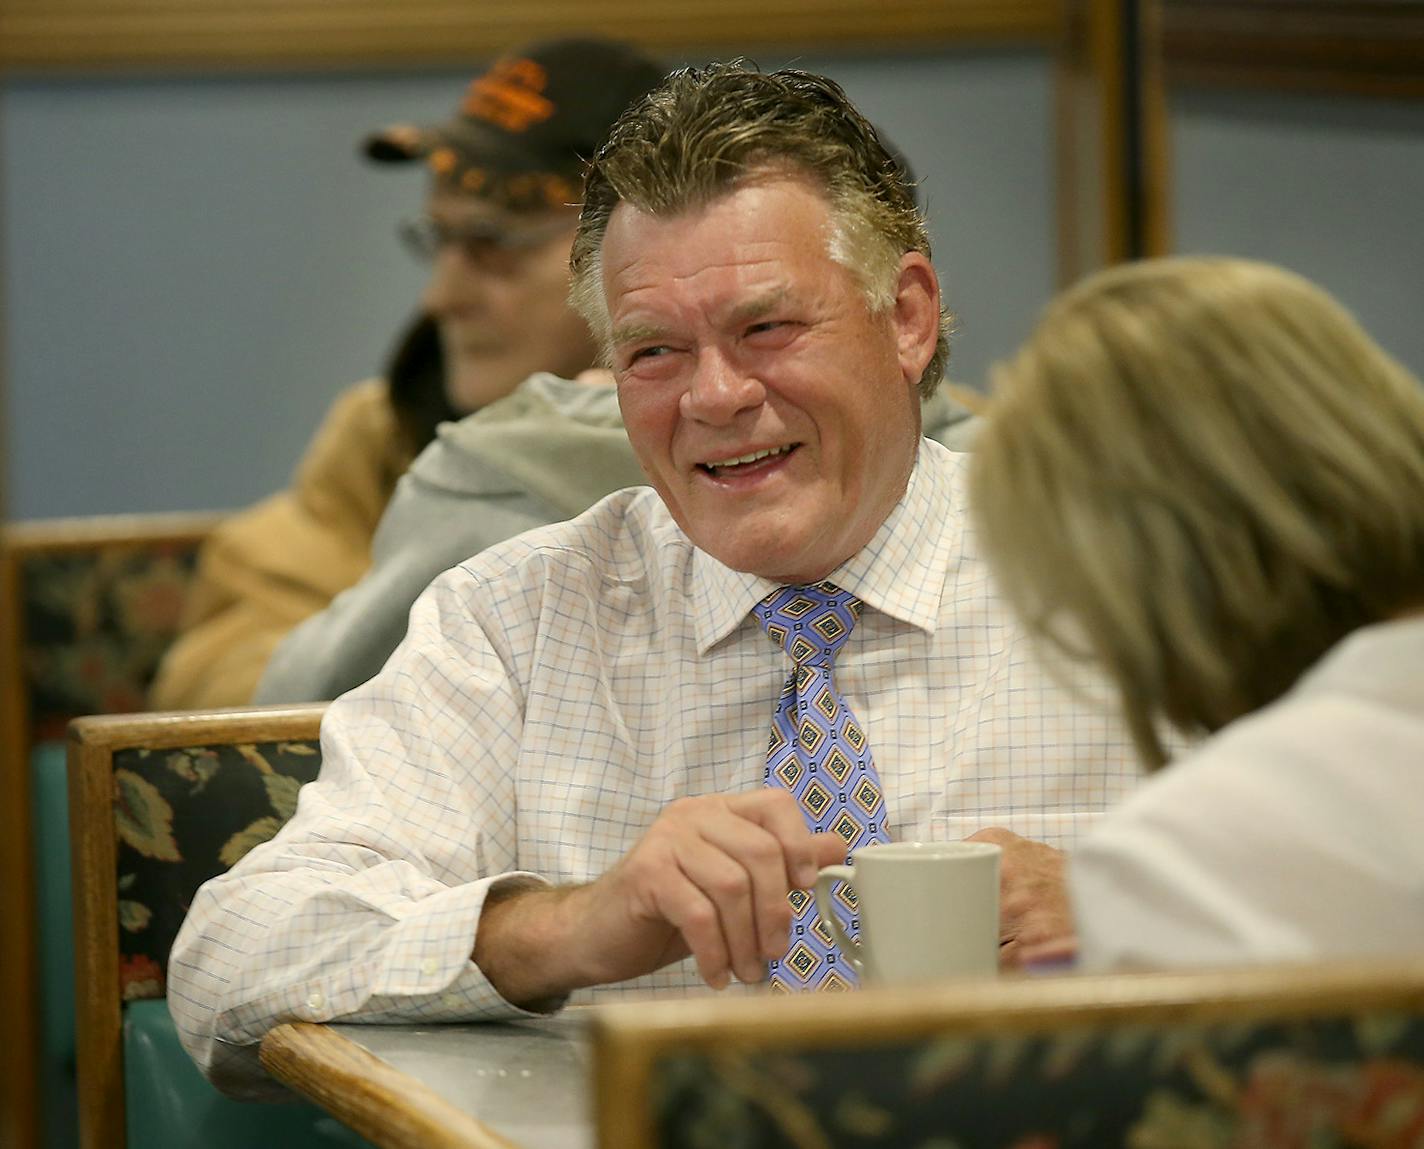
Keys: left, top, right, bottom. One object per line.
{"left": 170, "top": 62, "right": 1141, "bottom": 1096}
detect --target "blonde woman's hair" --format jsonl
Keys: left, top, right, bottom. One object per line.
{"left": 970, "top": 256, "right": 1424, "bottom": 768}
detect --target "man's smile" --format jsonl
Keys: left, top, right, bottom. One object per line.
{"left": 698, "top": 443, "right": 799, "bottom": 478}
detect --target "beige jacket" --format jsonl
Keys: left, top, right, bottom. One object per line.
{"left": 149, "top": 379, "right": 411, "bottom": 709}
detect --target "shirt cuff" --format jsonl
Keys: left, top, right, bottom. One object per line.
{"left": 360, "top": 870, "right": 560, "bottom": 1021}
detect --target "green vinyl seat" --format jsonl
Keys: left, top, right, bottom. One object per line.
{"left": 32, "top": 740, "right": 78, "bottom": 1149}
{"left": 124, "top": 999, "right": 365, "bottom": 1148}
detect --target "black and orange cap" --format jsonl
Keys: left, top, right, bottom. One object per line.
{"left": 364, "top": 38, "right": 666, "bottom": 212}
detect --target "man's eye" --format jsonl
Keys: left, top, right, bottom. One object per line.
{"left": 745, "top": 320, "right": 798, "bottom": 340}
{"left": 628, "top": 346, "right": 671, "bottom": 363}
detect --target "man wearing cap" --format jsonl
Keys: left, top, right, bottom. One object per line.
{"left": 170, "top": 62, "right": 1138, "bottom": 1098}
{"left": 149, "top": 37, "right": 667, "bottom": 711}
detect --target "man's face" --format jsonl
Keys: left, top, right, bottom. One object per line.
{"left": 602, "top": 176, "right": 937, "bottom": 584}
{"left": 421, "top": 191, "right": 595, "bottom": 413}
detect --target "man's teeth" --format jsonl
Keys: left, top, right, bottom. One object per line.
{"left": 706, "top": 445, "right": 792, "bottom": 471}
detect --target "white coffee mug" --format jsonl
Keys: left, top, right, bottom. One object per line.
{"left": 812, "top": 841, "right": 1001, "bottom": 984}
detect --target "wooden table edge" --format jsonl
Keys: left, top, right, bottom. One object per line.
{"left": 260, "top": 1021, "right": 523, "bottom": 1149}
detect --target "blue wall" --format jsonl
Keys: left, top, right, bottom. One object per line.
{"left": 6, "top": 55, "right": 1423, "bottom": 523}
{"left": 1172, "top": 87, "right": 1424, "bottom": 378}
{"left": 1, "top": 50, "right": 1055, "bottom": 519}
{"left": 3, "top": 72, "right": 440, "bottom": 519}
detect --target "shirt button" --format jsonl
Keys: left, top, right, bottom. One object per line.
{"left": 442, "top": 994, "right": 461, "bottom": 1008}
{"left": 305, "top": 991, "right": 325, "bottom": 1012}
{"left": 422, "top": 958, "right": 439, "bottom": 977}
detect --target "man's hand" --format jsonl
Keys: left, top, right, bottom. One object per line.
{"left": 964, "top": 827, "right": 1076, "bottom": 970}
{"left": 474, "top": 790, "right": 845, "bottom": 1007}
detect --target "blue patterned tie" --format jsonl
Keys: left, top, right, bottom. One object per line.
{"left": 754, "top": 581, "right": 890, "bottom": 991}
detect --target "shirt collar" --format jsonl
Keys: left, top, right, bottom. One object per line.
{"left": 691, "top": 439, "right": 966, "bottom": 653}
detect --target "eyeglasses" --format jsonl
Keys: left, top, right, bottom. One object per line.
{"left": 397, "top": 214, "right": 575, "bottom": 272}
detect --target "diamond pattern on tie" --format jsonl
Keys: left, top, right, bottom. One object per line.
{"left": 755, "top": 580, "right": 891, "bottom": 991}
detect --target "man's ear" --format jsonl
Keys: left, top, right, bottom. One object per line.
{"left": 891, "top": 252, "right": 941, "bottom": 387}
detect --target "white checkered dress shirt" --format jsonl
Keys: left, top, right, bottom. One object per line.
{"left": 169, "top": 440, "right": 1140, "bottom": 1095}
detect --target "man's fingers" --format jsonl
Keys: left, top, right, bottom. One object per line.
{"left": 965, "top": 825, "right": 1024, "bottom": 851}
{"left": 809, "top": 830, "right": 850, "bottom": 867}
{"left": 1019, "top": 936, "right": 1078, "bottom": 971}
{"left": 677, "top": 833, "right": 783, "bottom": 983}
{"left": 617, "top": 792, "right": 854, "bottom": 989}
{"left": 649, "top": 858, "right": 736, "bottom": 989}
{"left": 680, "top": 795, "right": 846, "bottom": 969}
{"left": 964, "top": 826, "right": 1075, "bottom": 966}
{"left": 695, "top": 817, "right": 794, "bottom": 963}
{"left": 725, "top": 789, "right": 826, "bottom": 888}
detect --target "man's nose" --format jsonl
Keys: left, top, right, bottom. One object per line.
{"left": 421, "top": 246, "right": 485, "bottom": 316}
{"left": 680, "top": 350, "right": 766, "bottom": 424}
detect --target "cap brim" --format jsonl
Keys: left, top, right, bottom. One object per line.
{"left": 363, "top": 118, "right": 571, "bottom": 177}
{"left": 363, "top": 123, "right": 431, "bottom": 164}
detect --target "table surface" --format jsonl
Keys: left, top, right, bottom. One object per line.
{"left": 260, "top": 1014, "right": 592, "bottom": 1149}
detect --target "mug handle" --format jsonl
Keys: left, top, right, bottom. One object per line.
{"left": 812, "top": 865, "right": 864, "bottom": 976}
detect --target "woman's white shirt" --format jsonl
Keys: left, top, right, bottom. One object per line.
{"left": 1072, "top": 615, "right": 1424, "bottom": 970}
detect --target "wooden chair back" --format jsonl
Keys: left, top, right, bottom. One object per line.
{"left": 591, "top": 960, "right": 1424, "bottom": 1148}
{"left": 0, "top": 511, "right": 219, "bottom": 1149}
{"left": 67, "top": 704, "right": 327, "bottom": 1149}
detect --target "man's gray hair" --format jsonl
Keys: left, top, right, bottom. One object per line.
{"left": 569, "top": 61, "right": 951, "bottom": 396}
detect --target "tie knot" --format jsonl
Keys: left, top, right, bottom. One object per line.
{"left": 754, "top": 581, "right": 863, "bottom": 664}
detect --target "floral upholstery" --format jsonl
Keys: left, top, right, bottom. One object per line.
{"left": 20, "top": 541, "right": 200, "bottom": 742}
{"left": 652, "top": 1012, "right": 1424, "bottom": 1148}
{"left": 112, "top": 738, "right": 321, "bottom": 1001}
